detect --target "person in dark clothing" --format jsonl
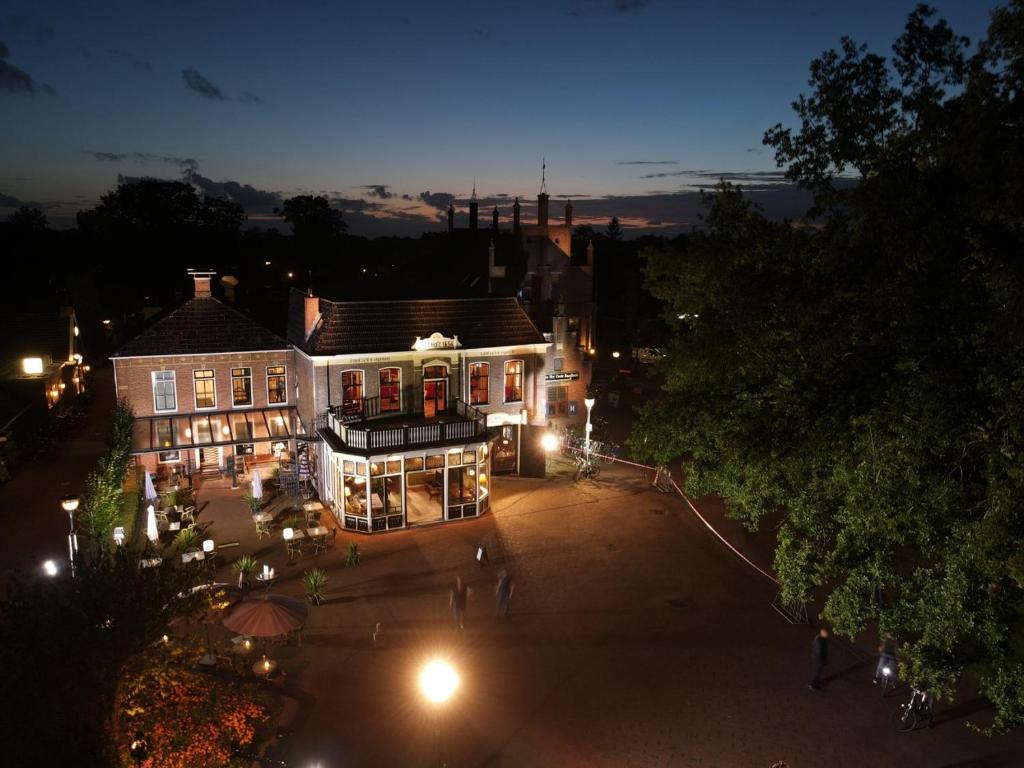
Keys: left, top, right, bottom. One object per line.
{"left": 809, "top": 627, "right": 829, "bottom": 690}
{"left": 873, "top": 634, "right": 898, "bottom": 684}
{"left": 449, "top": 576, "right": 468, "bottom": 630}
{"left": 495, "top": 570, "right": 515, "bottom": 617}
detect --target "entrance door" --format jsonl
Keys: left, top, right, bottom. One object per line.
{"left": 423, "top": 378, "right": 447, "bottom": 418}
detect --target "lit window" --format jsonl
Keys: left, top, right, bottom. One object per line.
{"left": 193, "top": 369, "right": 215, "bottom": 409}
{"left": 152, "top": 371, "right": 177, "bottom": 412}
{"left": 379, "top": 368, "right": 401, "bottom": 412}
{"left": 504, "top": 360, "right": 523, "bottom": 403}
{"left": 22, "top": 357, "right": 43, "bottom": 375}
{"left": 342, "top": 370, "right": 364, "bottom": 415}
{"left": 469, "top": 363, "right": 489, "bottom": 405}
{"left": 267, "top": 366, "right": 287, "bottom": 404}
{"left": 231, "top": 367, "right": 252, "bottom": 407}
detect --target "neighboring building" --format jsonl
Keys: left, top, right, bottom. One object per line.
{"left": 289, "top": 289, "right": 550, "bottom": 532}
{"left": 0, "top": 307, "right": 86, "bottom": 417}
{"left": 112, "top": 272, "right": 296, "bottom": 478}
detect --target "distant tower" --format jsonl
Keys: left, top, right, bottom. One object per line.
{"left": 492, "top": 206, "right": 499, "bottom": 230}
{"left": 447, "top": 203, "right": 454, "bottom": 233}
{"left": 565, "top": 198, "right": 573, "bottom": 228}
{"left": 586, "top": 239, "right": 594, "bottom": 268}
{"left": 537, "top": 158, "right": 549, "bottom": 226}
{"left": 513, "top": 197, "right": 521, "bottom": 234}
{"left": 469, "top": 177, "right": 478, "bottom": 231}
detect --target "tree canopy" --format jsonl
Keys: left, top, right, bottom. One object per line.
{"left": 279, "top": 194, "right": 347, "bottom": 242}
{"left": 632, "top": 2, "right": 1024, "bottom": 732}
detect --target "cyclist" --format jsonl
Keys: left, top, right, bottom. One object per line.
{"left": 873, "top": 634, "right": 897, "bottom": 685}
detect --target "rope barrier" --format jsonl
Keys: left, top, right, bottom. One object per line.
{"left": 563, "top": 445, "right": 779, "bottom": 585}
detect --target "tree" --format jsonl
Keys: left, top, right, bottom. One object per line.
{"left": 605, "top": 216, "right": 623, "bottom": 241}
{"left": 6, "top": 205, "right": 48, "bottom": 232}
{"left": 280, "top": 194, "right": 347, "bottom": 242}
{"left": 632, "top": 3, "right": 1024, "bottom": 732}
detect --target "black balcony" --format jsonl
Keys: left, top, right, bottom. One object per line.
{"left": 314, "top": 398, "right": 488, "bottom": 454}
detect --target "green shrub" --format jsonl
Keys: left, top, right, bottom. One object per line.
{"left": 232, "top": 554, "right": 257, "bottom": 576}
{"left": 346, "top": 541, "right": 360, "bottom": 567}
{"left": 303, "top": 568, "right": 328, "bottom": 605}
{"left": 174, "top": 527, "right": 200, "bottom": 552}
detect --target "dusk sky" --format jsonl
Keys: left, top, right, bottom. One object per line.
{"left": 0, "top": 0, "right": 1001, "bottom": 236}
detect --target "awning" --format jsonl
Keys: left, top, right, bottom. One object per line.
{"left": 130, "top": 407, "right": 296, "bottom": 454}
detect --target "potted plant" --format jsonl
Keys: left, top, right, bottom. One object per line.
{"left": 283, "top": 513, "right": 302, "bottom": 531}
{"left": 346, "top": 541, "right": 360, "bottom": 567}
{"left": 174, "top": 527, "right": 199, "bottom": 552}
{"left": 232, "top": 554, "right": 257, "bottom": 590}
{"left": 165, "top": 489, "right": 178, "bottom": 510}
{"left": 303, "top": 568, "right": 328, "bottom": 605}
{"left": 241, "top": 492, "right": 261, "bottom": 516}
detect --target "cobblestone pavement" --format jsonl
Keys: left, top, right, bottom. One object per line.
{"left": 200, "top": 456, "right": 1022, "bottom": 768}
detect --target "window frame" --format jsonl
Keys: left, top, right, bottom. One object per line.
{"left": 192, "top": 368, "right": 217, "bottom": 410}
{"left": 503, "top": 359, "right": 524, "bottom": 404}
{"left": 152, "top": 370, "right": 177, "bottom": 413}
{"left": 379, "top": 367, "right": 401, "bottom": 413}
{"left": 469, "top": 362, "right": 490, "bottom": 406}
{"left": 341, "top": 369, "right": 365, "bottom": 416}
{"left": 266, "top": 365, "right": 288, "bottom": 405}
{"left": 231, "top": 367, "right": 254, "bottom": 408}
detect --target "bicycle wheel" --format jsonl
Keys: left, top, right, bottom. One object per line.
{"left": 587, "top": 463, "right": 601, "bottom": 480}
{"left": 600, "top": 445, "right": 618, "bottom": 465}
{"left": 891, "top": 704, "right": 917, "bottom": 732}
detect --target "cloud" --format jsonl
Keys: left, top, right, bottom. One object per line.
{"left": 183, "top": 170, "right": 280, "bottom": 211}
{"left": 182, "top": 67, "right": 224, "bottom": 99}
{"left": 567, "top": 0, "right": 653, "bottom": 16}
{"left": 614, "top": 0, "right": 654, "bottom": 11}
{"left": 107, "top": 48, "right": 151, "bottom": 70}
{"left": 0, "top": 40, "right": 55, "bottom": 94}
{"left": 83, "top": 150, "right": 198, "bottom": 173}
{"left": 8, "top": 16, "right": 55, "bottom": 43}
{"left": 639, "top": 168, "right": 790, "bottom": 182}
{"left": 617, "top": 160, "right": 677, "bottom": 165}
{"left": 0, "top": 191, "right": 43, "bottom": 208}
{"left": 400, "top": 193, "right": 413, "bottom": 201}
{"left": 330, "top": 197, "right": 384, "bottom": 212}
{"left": 358, "top": 184, "right": 393, "bottom": 199}
{"left": 419, "top": 191, "right": 455, "bottom": 212}
{"left": 239, "top": 90, "right": 262, "bottom": 104}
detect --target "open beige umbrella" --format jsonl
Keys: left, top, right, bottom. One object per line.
{"left": 222, "top": 594, "right": 308, "bottom": 637}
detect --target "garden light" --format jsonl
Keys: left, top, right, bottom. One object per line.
{"left": 420, "top": 659, "right": 459, "bottom": 704}
{"left": 541, "top": 432, "right": 559, "bottom": 452}
{"left": 42, "top": 560, "right": 58, "bottom": 576}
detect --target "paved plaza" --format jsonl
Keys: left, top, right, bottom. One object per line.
{"left": 181, "top": 456, "right": 1024, "bottom": 768}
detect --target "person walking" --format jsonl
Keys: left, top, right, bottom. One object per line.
{"left": 495, "top": 570, "right": 515, "bottom": 618}
{"left": 809, "top": 627, "right": 829, "bottom": 690}
{"left": 449, "top": 576, "right": 468, "bottom": 630}
{"left": 873, "top": 634, "right": 897, "bottom": 684}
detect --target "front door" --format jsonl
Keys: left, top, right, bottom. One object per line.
{"left": 423, "top": 379, "right": 447, "bottom": 418}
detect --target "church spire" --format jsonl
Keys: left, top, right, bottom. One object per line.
{"left": 540, "top": 157, "right": 546, "bottom": 194}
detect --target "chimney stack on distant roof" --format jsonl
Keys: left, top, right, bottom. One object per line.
{"left": 565, "top": 199, "right": 573, "bottom": 228}
{"left": 304, "top": 288, "right": 321, "bottom": 340}
{"left": 187, "top": 269, "right": 216, "bottom": 298}
{"left": 513, "top": 197, "right": 521, "bottom": 233}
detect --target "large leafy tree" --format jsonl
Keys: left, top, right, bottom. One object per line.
{"left": 632, "top": 3, "right": 1024, "bottom": 731}
{"left": 280, "top": 194, "right": 347, "bottom": 243}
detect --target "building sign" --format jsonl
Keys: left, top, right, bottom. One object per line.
{"left": 412, "top": 332, "right": 462, "bottom": 351}
{"left": 545, "top": 371, "right": 579, "bottom": 382}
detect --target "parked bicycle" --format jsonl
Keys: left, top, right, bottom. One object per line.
{"left": 574, "top": 455, "right": 600, "bottom": 482}
{"left": 891, "top": 687, "right": 935, "bottom": 732}
{"left": 877, "top": 661, "right": 896, "bottom": 697}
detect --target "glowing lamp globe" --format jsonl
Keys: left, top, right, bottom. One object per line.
{"left": 541, "top": 433, "right": 559, "bottom": 453}
{"left": 420, "top": 659, "right": 459, "bottom": 704}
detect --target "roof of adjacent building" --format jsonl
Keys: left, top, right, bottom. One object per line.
{"left": 113, "top": 297, "right": 288, "bottom": 357}
{"left": 0, "top": 312, "right": 73, "bottom": 364}
{"left": 288, "top": 289, "right": 547, "bottom": 356}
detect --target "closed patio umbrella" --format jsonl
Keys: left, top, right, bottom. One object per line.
{"left": 146, "top": 505, "right": 159, "bottom": 542}
{"left": 251, "top": 469, "right": 263, "bottom": 501}
{"left": 222, "top": 594, "right": 308, "bottom": 637}
{"left": 143, "top": 470, "right": 158, "bottom": 502}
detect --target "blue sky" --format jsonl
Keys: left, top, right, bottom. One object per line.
{"left": 0, "top": 0, "right": 1003, "bottom": 235}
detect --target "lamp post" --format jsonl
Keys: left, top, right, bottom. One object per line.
{"left": 61, "top": 494, "right": 80, "bottom": 578}
{"left": 584, "top": 397, "right": 596, "bottom": 467}
{"left": 420, "top": 659, "right": 459, "bottom": 767}
{"left": 129, "top": 731, "right": 149, "bottom": 767}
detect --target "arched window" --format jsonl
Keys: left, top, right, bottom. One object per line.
{"left": 379, "top": 367, "right": 401, "bottom": 412}
{"left": 341, "top": 370, "right": 364, "bottom": 415}
{"left": 469, "top": 363, "right": 489, "bottom": 405}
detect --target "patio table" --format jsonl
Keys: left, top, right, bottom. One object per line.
{"left": 168, "top": 521, "right": 181, "bottom": 532}
{"left": 181, "top": 550, "right": 206, "bottom": 564}
{"left": 253, "top": 657, "right": 277, "bottom": 677}
{"left": 306, "top": 526, "right": 328, "bottom": 538}
{"left": 232, "top": 638, "right": 255, "bottom": 656}
{"left": 253, "top": 513, "right": 274, "bottom": 523}
{"left": 139, "top": 557, "right": 162, "bottom": 569}
{"left": 287, "top": 529, "right": 306, "bottom": 540}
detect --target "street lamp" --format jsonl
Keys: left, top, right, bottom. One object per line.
{"left": 584, "top": 398, "right": 596, "bottom": 467}
{"left": 129, "top": 731, "right": 149, "bottom": 768}
{"left": 420, "top": 659, "right": 459, "bottom": 767}
{"left": 42, "top": 559, "right": 58, "bottom": 577}
{"left": 540, "top": 432, "right": 559, "bottom": 453}
{"left": 61, "top": 494, "right": 80, "bottom": 578}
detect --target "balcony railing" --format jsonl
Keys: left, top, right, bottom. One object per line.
{"left": 314, "top": 398, "right": 487, "bottom": 453}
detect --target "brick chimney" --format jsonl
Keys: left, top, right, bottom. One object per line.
{"left": 304, "top": 290, "right": 321, "bottom": 340}
{"left": 187, "top": 269, "right": 216, "bottom": 298}
{"left": 513, "top": 197, "right": 521, "bottom": 233}
{"left": 565, "top": 199, "right": 573, "bottom": 228}
{"left": 537, "top": 192, "right": 549, "bottom": 227}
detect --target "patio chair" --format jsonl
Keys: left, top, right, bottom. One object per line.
{"left": 155, "top": 509, "right": 170, "bottom": 527}
{"left": 324, "top": 529, "right": 337, "bottom": 549}
{"left": 181, "top": 505, "right": 197, "bottom": 526}
{"left": 311, "top": 534, "right": 327, "bottom": 556}
{"left": 286, "top": 539, "right": 303, "bottom": 562}
{"left": 255, "top": 520, "right": 270, "bottom": 539}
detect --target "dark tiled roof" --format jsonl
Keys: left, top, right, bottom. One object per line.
{"left": 0, "top": 313, "right": 72, "bottom": 362}
{"left": 288, "top": 289, "right": 546, "bottom": 355}
{"left": 114, "top": 297, "right": 287, "bottom": 357}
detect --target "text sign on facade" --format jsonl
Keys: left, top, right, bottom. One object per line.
{"left": 545, "top": 371, "right": 580, "bottom": 382}
{"left": 412, "top": 332, "right": 462, "bottom": 351}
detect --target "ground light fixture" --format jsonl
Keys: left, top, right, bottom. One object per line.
{"left": 61, "top": 494, "right": 80, "bottom": 577}
{"left": 541, "top": 432, "right": 559, "bottom": 453}
{"left": 42, "top": 559, "right": 58, "bottom": 577}
{"left": 611, "top": 351, "right": 621, "bottom": 359}
{"left": 420, "top": 659, "right": 459, "bottom": 704}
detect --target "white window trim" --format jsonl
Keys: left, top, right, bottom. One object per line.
{"left": 341, "top": 368, "right": 365, "bottom": 413}
{"left": 152, "top": 370, "right": 177, "bottom": 413}
{"left": 231, "top": 367, "right": 254, "bottom": 409}
{"left": 468, "top": 361, "right": 490, "bottom": 406}
{"left": 192, "top": 368, "right": 217, "bottom": 411}
{"left": 503, "top": 359, "right": 524, "bottom": 404}
{"left": 266, "top": 365, "right": 288, "bottom": 406}
{"left": 379, "top": 366, "right": 402, "bottom": 413}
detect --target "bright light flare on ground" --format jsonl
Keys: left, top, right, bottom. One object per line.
{"left": 42, "top": 560, "right": 58, "bottom": 576}
{"left": 541, "top": 433, "right": 559, "bottom": 452}
{"left": 420, "top": 659, "right": 459, "bottom": 704}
